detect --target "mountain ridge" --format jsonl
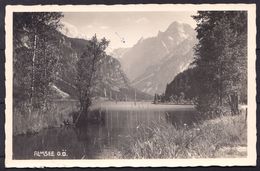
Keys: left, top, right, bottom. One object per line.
{"left": 117, "top": 21, "right": 197, "bottom": 95}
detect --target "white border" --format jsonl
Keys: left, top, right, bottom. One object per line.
{"left": 5, "top": 4, "right": 257, "bottom": 168}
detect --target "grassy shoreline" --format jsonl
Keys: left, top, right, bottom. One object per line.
{"left": 118, "top": 113, "right": 247, "bottom": 159}
{"left": 13, "top": 100, "right": 78, "bottom": 135}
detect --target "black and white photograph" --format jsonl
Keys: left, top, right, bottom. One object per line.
{"left": 5, "top": 4, "right": 256, "bottom": 167}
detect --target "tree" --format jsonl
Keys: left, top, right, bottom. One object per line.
{"left": 75, "top": 35, "right": 109, "bottom": 123}
{"left": 164, "top": 67, "right": 199, "bottom": 103}
{"left": 13, "top": 12, "right": 64, "bottom": 109}
{"left": 192, "top": 11, "right": 247, "bottom": 116}
{"left": 154, "top": 93, "right": 158, "bottom": 104}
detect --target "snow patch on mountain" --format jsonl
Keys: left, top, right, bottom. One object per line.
{"left": 59, "top": 21, "right": 87, "bottom": 39}
{"left": 161, "top": 40, "right": 169, "bottom": 53}
{"left": 179, "top": 62, "right": 190, "bottom": 73}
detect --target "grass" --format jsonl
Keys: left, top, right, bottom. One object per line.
{"left": 13, "top": 100, "right": 78, "bottom": 135}
{"left": 120, "top": 112, "right": 247, "bottom": 159}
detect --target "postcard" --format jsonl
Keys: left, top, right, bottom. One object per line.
{"left": 5, "top": 4, "right": 256, "bottom": 167}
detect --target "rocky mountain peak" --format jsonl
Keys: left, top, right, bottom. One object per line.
{"left": 166, "top": 21, "right": 181, "bottom": 31}
{"left": 118, "top": 21, "right": 197, "bottom": 95}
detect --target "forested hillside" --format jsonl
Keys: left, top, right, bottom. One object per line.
{"left": 13, "top": 12, "right": 65, "bottom": 108}
{"left": 164, "top": 67, "right": 198, "bottom": 102}
{"left": 164, "top": 11, "right": 247, "bottom": 116}
{"left": 13, "top": 12, "right": 151, "bottom": 109}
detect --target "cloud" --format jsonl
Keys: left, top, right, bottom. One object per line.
{"left": 100, "top": 25, "right": 109, "bottom": 29}
{"left": 85, "top": 25, "right": 93, "bottom": 29}
{"left": 135, "top": 17, "right": 150, "bottom": 24}
{"left": 83, "top": 24, "right": 109, "bottom": 30}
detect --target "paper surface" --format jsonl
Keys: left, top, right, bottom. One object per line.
{"left": 5, "top": 4, "right": 257, "bottom": 167}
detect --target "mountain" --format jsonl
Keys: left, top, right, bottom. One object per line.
{"left": 119, "top": 21, "right": 197, "bottom": 95}
{"left": 59, "top": 21, "right": 88, "bottom": 39}
{"left": 132, "top": 36, "right": 196, "bottom": 95}
{"left": 109, "top": 47, "right": 130, "bottom": 59}
{"left": 53, "top": 32, "right": 151, "bottom": 100}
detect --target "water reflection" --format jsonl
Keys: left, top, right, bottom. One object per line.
{"left": 13, "top": 102, "right": 199, "bottom": 159}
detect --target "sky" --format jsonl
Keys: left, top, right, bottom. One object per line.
{"left": 61, "top": 11, "right": 197, "bottom": 51}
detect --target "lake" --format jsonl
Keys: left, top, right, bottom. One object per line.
{"left": 13, "top": 101, "right": 199, "bottom": 159}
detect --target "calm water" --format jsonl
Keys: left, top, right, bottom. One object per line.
{"left": 13, "top": 102, "right": 199, "bottom": 159}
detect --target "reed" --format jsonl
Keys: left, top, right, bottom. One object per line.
{"left": 121, "top": 112, "right": 247, "bottom": 159}
{"left": 13, "top": 100, "right": 77, "bottom": 135}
